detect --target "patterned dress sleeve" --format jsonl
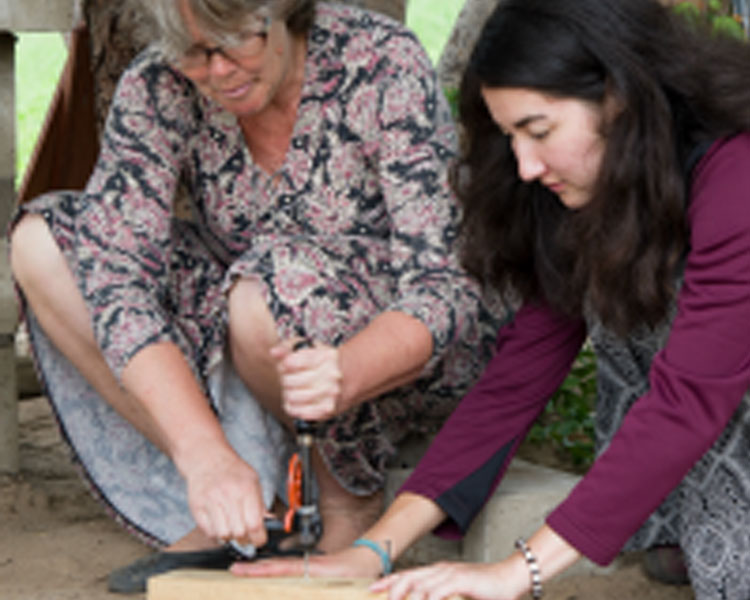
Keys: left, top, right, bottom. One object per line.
{"left": 73, "top": 50, "right": 197, "bottom": 378}
{"left": 368, "top": 27, "right": 487, "bottom": 369}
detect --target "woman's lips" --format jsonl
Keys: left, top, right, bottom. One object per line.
{"left": 544, "top": 181, "right": 564, "bottom": 194}
{"left": 219, "top": 82, "right": 252, "bottom": 99}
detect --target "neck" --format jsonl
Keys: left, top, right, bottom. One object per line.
{"left": 242, "top": 32, "right": 307, "bottom": 129}
{"left": 274, "top": 33, "right": 307, "bottom": 111}
{"left": 238, "top": 32, "right": 307, "bottom": 173}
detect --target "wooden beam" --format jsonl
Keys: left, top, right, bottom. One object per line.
{"left": 148, "top": 570, "right": 464, "bottom": 600}
{"left": 0, "top": 239, "right": 18, "bottom": 474}
{"left": 0, "top": 0, "right": 77, "bottom": 31}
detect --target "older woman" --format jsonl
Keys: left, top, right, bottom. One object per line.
{"left": 9, "top": 0, "right": 498, "bottom": 593}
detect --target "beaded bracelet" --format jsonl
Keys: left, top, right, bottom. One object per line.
{"left": 515, "top": 538, "right": 543, "bottom": 599}
{"left": 352, "top": 538, "right": 392, "bottom": 575}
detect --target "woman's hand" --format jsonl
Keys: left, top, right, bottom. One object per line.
{"left": 271, "top": 339, "right": 345, "bottom": 421}
{"left": 181, "top": 442, "right": 269, "bottom": 548}
{"left": 231, "top": 543, "right": 385, "bottom": 579}
{"left": 369, "top": 559, "right": 528, "bottom": 600}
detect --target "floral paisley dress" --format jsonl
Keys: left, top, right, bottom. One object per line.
{"left": 15, "top": 3, "right": 501, "bottom": 547}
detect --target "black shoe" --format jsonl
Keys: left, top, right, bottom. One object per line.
{"left": 643, "top": 545, "right": 690, "bottom": 586}
{"left": 107, "top": 546, "right": 239, "bottom": 594}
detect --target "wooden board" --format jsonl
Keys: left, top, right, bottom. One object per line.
{"left": 148, "top": 571, "right": 382, "bottom": 600}
{"left": 148, "top": 570, "right": 464, "bottom": 600}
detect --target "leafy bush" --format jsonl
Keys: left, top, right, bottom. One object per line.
{"left": 674, "top": 0, "right": 747, "bottom": 40}
{"left": 444, "top": 86, "right": 460, "bottom": 119}
{"left": 527, "top": 344, "right": 597, "bottom": 470}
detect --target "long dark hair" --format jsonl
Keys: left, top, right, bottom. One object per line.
{"left": 457, "top": 0, "right": 750, "bottom": 334}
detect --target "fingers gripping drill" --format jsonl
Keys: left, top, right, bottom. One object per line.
{"left": 285, "top": 338, "right": 324, "bottom": 558}
{"left": 230, "top": 339, "right": 323, "bottom": 563}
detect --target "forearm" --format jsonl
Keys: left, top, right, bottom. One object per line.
{"left": 482, "top": 525, "right": 582, "bottom": 600}
{"left": 120, "top": 341, "right": 232, "bottom": 473}
{"left": 338, "top": 311, "right": 432, "bottom": 407}
{"left": 524, "top": 525, "right": 581, "bottom": 587}
{"left": 358, "top": 492, "right": 446, "bottom": 564}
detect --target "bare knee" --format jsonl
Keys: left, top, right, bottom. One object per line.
{"left": 227, "top": 278, "right": 279, "bottom": 365}
{"left": 10, "top": 214, "right": 65, "bottom": 295}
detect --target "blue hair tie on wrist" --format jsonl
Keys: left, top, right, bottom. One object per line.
{"left": 353, "top": 538, "right": 392, "bottom": 575}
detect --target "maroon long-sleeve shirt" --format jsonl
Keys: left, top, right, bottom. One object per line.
{"left": 400, "top": 132, "right": 750, "bottom": 565}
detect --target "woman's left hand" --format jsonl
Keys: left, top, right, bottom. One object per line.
{"left": 271, "top": 339, "right": 344, "bottom": 421}
{"left": 369, "top": 560, "right": 527, "bottom": 600}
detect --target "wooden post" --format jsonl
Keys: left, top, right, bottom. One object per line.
{"left": 0, "top": 32, "right": 14, "bottom": 232}
{"left": 0, "top": 32, "right": 18, "bottom": 475}
{"left": 0, "top": 0, "right": 77, "bottom": 474}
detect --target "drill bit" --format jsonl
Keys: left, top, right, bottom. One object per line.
{"left": 290, "top": 339, "right": 323, "bottom": 579}
{"left": 296, "top": 423, "right": 316, "bottom": 579}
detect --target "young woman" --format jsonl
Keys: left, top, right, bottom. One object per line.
{"left": 9, "top": 0, "right": 499, "bottom": 593}
{"left": 235, "top": 0, "right": 750, "bottom": 598}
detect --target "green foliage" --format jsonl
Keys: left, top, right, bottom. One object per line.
{"left": 406, "top": 0, "right": 465, "bottom": 64}
{"left": 674, "top": 0, "right": 747, "bottom": 40}
{"left": 16, "top": 33, "right": 67, "bottom": 187}
{"left": 443, "top": 86, "right": 460, "bottom": 119}
{"left": 528, "top": 344, "right": 597, "bottom": 470}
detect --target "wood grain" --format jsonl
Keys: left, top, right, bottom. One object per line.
{"left": 147, "top": 570, "right": 464, "bottom": 600}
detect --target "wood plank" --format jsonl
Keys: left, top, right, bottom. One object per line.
{"left": 147, "top": 572, "right": 380, "bottom": 600}
{"left": 148, "top": 570, "right": 464, "bottom": 600}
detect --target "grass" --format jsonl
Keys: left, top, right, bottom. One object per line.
{"left": 14, "top": 2, "right": 466, "bottom": 189}
{"left": 406, "top": 0, "right": 465, "bottom": 64}
{"left": 15, "top": 33, "right": 67, "bottom": 188}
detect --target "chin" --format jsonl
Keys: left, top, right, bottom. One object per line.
{"left": 558, "top": 191, "right": 592, "bottom": 210}
{"left": 210, "top": 86, "right": 266, "bottom": 116}
{"left": 223, "top": 98, "right": 266, "bottom": 117}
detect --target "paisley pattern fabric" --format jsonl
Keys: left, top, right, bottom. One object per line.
{"left": 17, "top": 4, "right": 501, "bottom": 546}
{"left": 590, "top": 305, "right": 750, "bottom": 600}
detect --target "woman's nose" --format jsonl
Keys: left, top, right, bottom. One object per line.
{"left": 208, "top": 51, "right": 236, "bottom": 78}
{"left": 514, "top": 140, "right": 546, "bottom": 182}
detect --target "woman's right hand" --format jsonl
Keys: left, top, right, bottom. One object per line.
{"left": 230, "top": 543, "right": 385, "bottom": 579}
{"left": 181, "top": 442, "right": 269, "bottom": 548}
{"left": 271, "top": 338, "right": 345, "bottom": 421}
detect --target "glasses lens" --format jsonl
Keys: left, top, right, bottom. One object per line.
{"left": 179, "top": 16, "right": 270, "bottom": 70}
{"left": 179, "top": 46, "right": 208, "bottom": 70}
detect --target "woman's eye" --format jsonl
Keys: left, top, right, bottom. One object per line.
{"left": 530, "top": 130, "right": 549, "bottom": 140}
{"left": 183, "top": 45, "right": 205, "bottom": 59}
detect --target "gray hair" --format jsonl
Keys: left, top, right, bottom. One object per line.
{"left": 143, "top": 0, "right": 317, "bottom": 59}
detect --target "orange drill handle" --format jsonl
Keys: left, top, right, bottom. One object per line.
{"left": 284, "top": 452, "right": 302, "bottom": 533}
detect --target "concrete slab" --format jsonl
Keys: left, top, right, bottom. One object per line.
{"left": 385, "top": 458, "right": 621, "bottom": 577}
{"left": 464, "top": 458, "right": 619, "bottom": 577}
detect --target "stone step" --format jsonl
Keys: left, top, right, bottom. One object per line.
{"left": 385, "top": 457, "right": 621, "bottom": 577}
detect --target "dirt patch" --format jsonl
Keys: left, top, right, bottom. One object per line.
{"left": 0, "top": 397, "right": 694, "bottom": 599}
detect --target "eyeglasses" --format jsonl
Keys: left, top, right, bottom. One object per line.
{"left": 178, "top": 16, "right": 271, "bottom": 71}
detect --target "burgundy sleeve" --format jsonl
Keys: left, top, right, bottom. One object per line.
{"left": 399, "top": 300, "right": 586, "bottom": 538}
{"left": 548, "top": 133, "right": 750, "bottom": 565}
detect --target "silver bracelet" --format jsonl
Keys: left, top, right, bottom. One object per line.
{"left": 515, "top": 538, "right": 543, "bottom": 599}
